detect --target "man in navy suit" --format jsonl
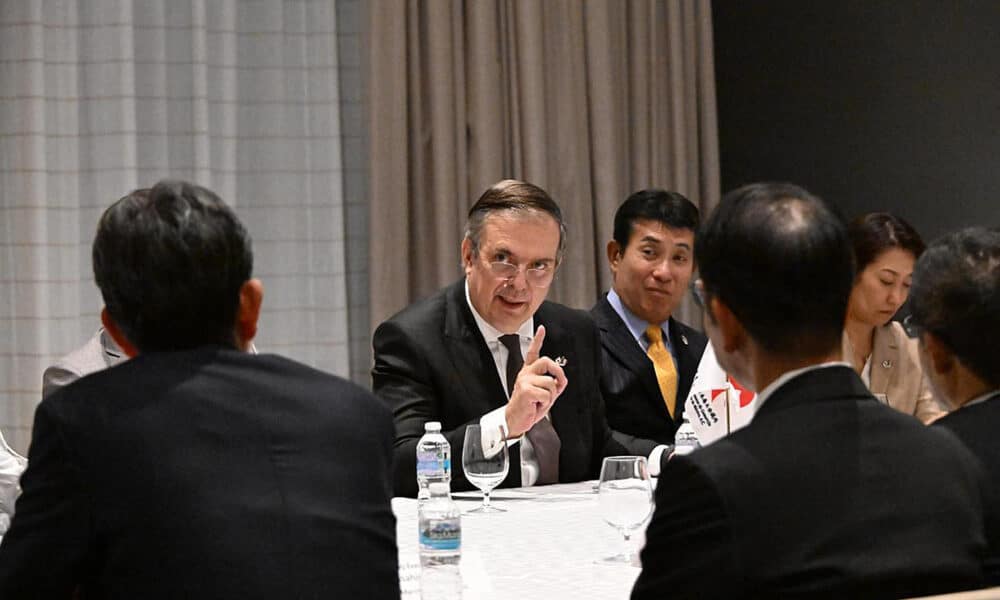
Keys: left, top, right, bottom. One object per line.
{"left": 0, "top": 180, "right": 399, "bottom": 599}
{"left": 592, "top": 190, "right": 707, "bottom": 445}
{"left": 633, "top": 183, "right": 990, "bottom": 598}
{"left": 913, "top": 227, "right": 1000, "bottom": 584}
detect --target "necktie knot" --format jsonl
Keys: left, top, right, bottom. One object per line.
{"left": 646, "top": 325, "right": 664, "bottom": 345}
{"left": 498, "top": 334, "right": 521, "bottom": 355}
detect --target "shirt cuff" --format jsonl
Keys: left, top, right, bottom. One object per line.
{"left": 647, "top": 444, "right": 673, "bottom": 477}
{"left": 480, "top": 406, "right": 522, "bottom": 458}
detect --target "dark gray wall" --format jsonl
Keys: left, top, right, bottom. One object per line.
{"left": 712, "top": 1, "right": 1000, "bottom": 240}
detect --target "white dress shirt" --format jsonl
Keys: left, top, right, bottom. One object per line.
{"left": 465, "top": 282, "right": 545, "bottom": 486}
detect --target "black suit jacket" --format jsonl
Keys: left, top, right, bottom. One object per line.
{"left": 633, "top": 366, "right": 989, "bottom": 599}
{"left": 373, "top": 279, "right": 657, "bottom": 497}
{"left": 935, "top": 391, "right": 1000, "bottom": 585}
{"left": 0, "top": 347, "right": 399, "bottom": 600}
{"left": 592, "top": 295, "right": 707, "bottom": 444}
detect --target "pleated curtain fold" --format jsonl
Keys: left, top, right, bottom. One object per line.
{"left": 368, "top": 0, "right": 719, "bottom": 329}
{"left": 0, "top": 0, "right": 351, "bottom": 452}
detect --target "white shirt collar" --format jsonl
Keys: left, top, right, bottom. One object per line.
{"left": 963, "top": 389, "right": 1000, "bottom": 409}
{"left": 464, "top": 280, "right": 534, "bottom": 344}
{"left": 753, "top": 361, "right": 853, "bottom": 413}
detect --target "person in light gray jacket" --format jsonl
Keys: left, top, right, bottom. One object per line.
{"left": 42, "top": 328, "right": 126, "bottom": 399}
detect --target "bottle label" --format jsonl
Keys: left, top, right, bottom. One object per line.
{"left": 419, "top": 518, "right": 461, "bottom": 551}
{"left": 416, "top": 450, "right": 450, "bottom": 477}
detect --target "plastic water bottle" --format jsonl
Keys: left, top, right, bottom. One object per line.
{"left": 416, "top": 421, "right": 450, "bottom": 502}
{"left": 673, "top": 415, "right": 701, "bottom": 457}
{"left": 419, "top": 482, "right": 462, "bottom": 599}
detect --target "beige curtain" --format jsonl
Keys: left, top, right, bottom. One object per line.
{"left": 0, "top": 0, "right": 351, "bottom": 453}
{"left": 368, "top": 0, "right": 719, "bottom": 329}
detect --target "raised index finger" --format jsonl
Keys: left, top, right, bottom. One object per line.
{"left": 524, "top": 325, "right": 546, "bottom": 364}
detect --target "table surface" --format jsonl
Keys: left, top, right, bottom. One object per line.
{"left": 394, "top": 481, "right": 647, "bottom": 600}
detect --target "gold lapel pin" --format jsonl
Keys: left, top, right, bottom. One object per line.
{"left": 881, "top": 359, "right": 892, "bottom": 369}
{"left": 554, "top": 356, "right": 568, "bottom": 367}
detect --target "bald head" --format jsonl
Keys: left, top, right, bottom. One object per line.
{"left": 696, "top": 182, "right": 854, "bottom": 358}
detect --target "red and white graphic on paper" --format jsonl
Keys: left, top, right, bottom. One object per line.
{"left": 727, "top": 373, "right": 758, "bottom": 432}
{"left": 683, "top": 343, "right": 759, "bottom": 446}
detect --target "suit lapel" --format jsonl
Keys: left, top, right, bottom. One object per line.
{"left": 869, "top": 325, "right": 899, "bottom": 397}
{"left": 668, "top": 318, "right": 697, "bottom": 424}
{"left": 442, "top": 281, "right": 509, "bottom": 412}
{"left": 593, "top": 297, "right": 667, "bottom": 415}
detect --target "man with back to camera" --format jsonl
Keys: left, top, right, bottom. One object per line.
{"left": 632, "top": 182, "right": 990, "bottom": 598}
{"left": 0, "top": 180, "right": 399, "bottom": 599}
{"left": 910, "top": 227, "right": 1000, "bottom": 584}
{"left": 373, "top": 179, "right": 668, "bottom": 497}
{"left": 592, "top": 189, "right": 707, "bottom": 445}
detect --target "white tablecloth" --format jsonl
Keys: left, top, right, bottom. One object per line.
{"left": 394, "top": 481, "right": 645, "bottom": 600}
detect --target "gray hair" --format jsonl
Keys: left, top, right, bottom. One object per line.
{"left": 464, "top": 179, "right": 567, "bottom": 262}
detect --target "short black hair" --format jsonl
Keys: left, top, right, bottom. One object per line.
{"left": 848, "top": 212, "right": 926, "bottom": 273}
{"left": 696, "top": 182, "right": 854, "bottom": 357}
{"left": 612, "top": 189, "right": 699, "bottom": 250}
{"left": 92, "top": 180, "right": 253, "bottom": 353}
{"left": 909, "top": 227, "right": 1000, "bottom": 388}
{"left": 465, "top": 179, "right": 566, "bottom": 261}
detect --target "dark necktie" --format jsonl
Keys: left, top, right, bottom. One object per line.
{"left": 498, "top": 334, "right": 560, "bottom": 485}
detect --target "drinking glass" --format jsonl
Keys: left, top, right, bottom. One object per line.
{"left": 462, "top": 424, "right": 509, "bottom": 513}
{"left": 596, "top": 456, "right": 653, "bottom": 564}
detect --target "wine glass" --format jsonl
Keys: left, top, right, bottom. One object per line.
{"left": 462, "top": 424, "right": 509, "bottom": 513}
{"left": 596, "top": 456, "right": 653, "bottom": 564}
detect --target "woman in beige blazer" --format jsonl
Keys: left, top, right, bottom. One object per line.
{"left": 843, "top": 213, "right": 948, "bottom": 423}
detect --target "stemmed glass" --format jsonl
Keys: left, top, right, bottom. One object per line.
{"left": 596, "top": 456, "right": 653, "bottom": 564}
{"left": 462, "top": 424, "right": 509, "bottom": 513}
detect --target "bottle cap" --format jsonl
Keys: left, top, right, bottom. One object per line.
{"left": 425, "top": 421, "right": 442, "bottom": 433}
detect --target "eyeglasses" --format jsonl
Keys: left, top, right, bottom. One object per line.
{"left": 690, "top": 278, "right": 707, "bottom": 308}
{"left": 487, "top": 260, "right": 555, "bottom": 288}
{"left": 901, "top": 314, "right": 921, "bottom": 339}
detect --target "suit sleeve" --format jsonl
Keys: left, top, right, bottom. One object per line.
{"left": 631, "top": 456, "right": 739, "bottom": 600}
{"left": 0, "top": 401, "right": 93, "bottom": 598}
{"left": 372, "top": 319, "right": 482, "bottom": 496}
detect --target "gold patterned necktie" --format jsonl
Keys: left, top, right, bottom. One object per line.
{"left": 645, "top": 324, "right": 678, "bottom": 418}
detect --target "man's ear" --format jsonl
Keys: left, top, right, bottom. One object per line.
{"left": 235, "top": 278, "right": 263, "bottom": 351}
{"left": 920, "top": 331, "right": 955, "bottom": 377}
{"left": 100, "top": 308, "right": 139, "bottom": 358}
{"left": 461, "top": 238, "right": 475, "bottom": 274}
{"left": 708, "top": 296, "right": 746, "bottom": 355}
{"left": 606, "top": 240, "right": 623, "bottom": 273}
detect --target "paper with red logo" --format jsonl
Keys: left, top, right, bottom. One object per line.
{"left": 683, "top": 342, "right": 759, "bottom": 445}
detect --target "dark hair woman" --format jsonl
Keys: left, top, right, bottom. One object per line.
{"left": 843, "top": 212, "right": 947, "bottom": 423}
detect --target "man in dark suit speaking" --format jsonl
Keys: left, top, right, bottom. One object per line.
{"left": 592, "top": 189, "right": 707, "bottom": 445}
{"left": 374, "top": 179, "right": 660, "bottom": 497}
{"left": 632, "top": 183, "right": 990, "bottom": 598}
{"left": 0, "top": 181, "right": 399, "bottom": 599}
